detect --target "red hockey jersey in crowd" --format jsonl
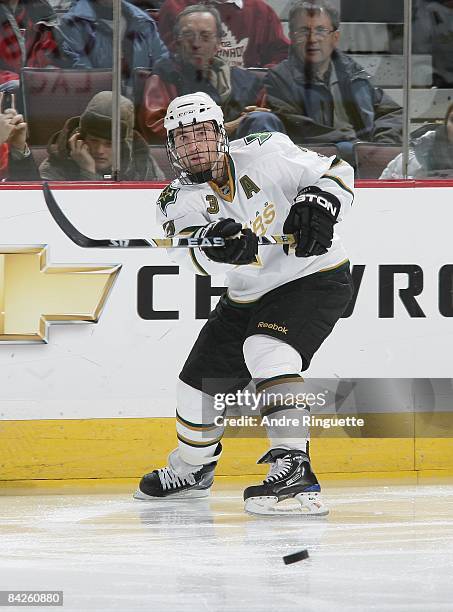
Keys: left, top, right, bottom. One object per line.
{"left": 157, "top": 0, "right": 289, "bottom": 68}
{"left": 0, "top": 0, "right": 62, "bottom": 87}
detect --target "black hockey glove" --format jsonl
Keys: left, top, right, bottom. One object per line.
{"left": 201, "top": 218, "right": 258, "bottom": 265}
{"left": 283, "top": 187, "right": 341, "bottom": 257}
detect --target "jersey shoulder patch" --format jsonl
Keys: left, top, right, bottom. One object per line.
{"left": 243, "top": 132, "right": 273, "bottom": 146}
{"left": 157, "top": 183, "right": 180, "bottom": 216}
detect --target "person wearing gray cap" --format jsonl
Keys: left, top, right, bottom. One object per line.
{"left": 39, "top": 90, "right": 164, "bottom": 181}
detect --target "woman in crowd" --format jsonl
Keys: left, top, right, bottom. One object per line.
{"left": 380, "top": 103, "right": 453, "bottom": 179}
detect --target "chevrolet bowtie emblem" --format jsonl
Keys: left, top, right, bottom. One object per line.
{"left": 0, "top": 246, "right": 120, "bottom": 343}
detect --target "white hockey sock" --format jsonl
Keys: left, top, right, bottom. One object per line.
{"left": 255, "top": 375, "right": 310, "bottom": 453}
{"left": 243, "top": 335, "right": 309, "bottom": 453}
{"left": 175, "top": 380, "right": 224, "bottom": 466}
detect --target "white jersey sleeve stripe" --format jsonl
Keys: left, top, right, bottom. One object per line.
{"left": 321, "top": 173, "right": 355, "bottom": 200}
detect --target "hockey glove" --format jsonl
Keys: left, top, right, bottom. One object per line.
{"left": 283, "top": 187, "right": 340, "bottom": 257}
{"left": 201, "top": 218, "right": 258, "bottom": 265}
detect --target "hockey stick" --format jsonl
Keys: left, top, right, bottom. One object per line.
{"left": 43, "top": 182, "right": 295, "bottom": 249}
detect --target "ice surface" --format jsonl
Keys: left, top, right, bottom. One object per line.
{"left": 1, "top": 481, "right": 453, "bottom": 611}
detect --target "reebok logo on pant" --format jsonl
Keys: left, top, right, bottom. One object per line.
{"left": 257, "top": 321, "right": 288, "bottom": 334}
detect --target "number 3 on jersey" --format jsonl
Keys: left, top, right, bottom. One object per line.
{"left": 206, "top": 195, "right": 219, "bottom": 214}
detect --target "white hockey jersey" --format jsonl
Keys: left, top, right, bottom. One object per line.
{"left": 156, "top": 132, "right": 354, "bottom": 303}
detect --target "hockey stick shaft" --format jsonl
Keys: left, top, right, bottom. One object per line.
{"left": 43, "top": 182, "right": 295, "bottom": 249}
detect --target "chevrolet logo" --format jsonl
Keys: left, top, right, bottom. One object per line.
{"left": 0, "top": 246, "right": 120, "bottom": 343}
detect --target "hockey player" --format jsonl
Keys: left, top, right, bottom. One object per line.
{"left": 134, "top": 92, "right": 354, "bottom": 515}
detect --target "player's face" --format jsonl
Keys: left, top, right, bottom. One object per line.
{"left": 84, "top": 134, "right": 112, "bottom": 172}
{"left": 290, "top": 10, "right": 339, "bottom": 69}
{"left": 173, "top": 121, "right": 221, "bottom": 175}
{"left": 177, "top": 13, "right": 220, "bottom": 70}
{"left": 447, "top": 110, "right": 453, "bottom": 143}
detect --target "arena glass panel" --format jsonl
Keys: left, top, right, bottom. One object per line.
{"left": 5, "top": 0, "right": 453, "bottom": 183}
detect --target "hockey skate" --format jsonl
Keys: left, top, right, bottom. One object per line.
{"left": 243, "top": 447, "right": 329, "bottom": 516}
{"left": 133, "top": 446, "right": 220, "bottom": 501}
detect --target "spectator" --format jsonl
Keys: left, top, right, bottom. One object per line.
{"left": 39, "top": 90, "right": 164, "bottom": 180}
{"left": 0, "top": 93, "right": 39, "bottom": 180}
{"left": 380, "top": 104, "right": 453, "bottom": 179}
{"left": 157, "top": 0, "right": 289, "bottom": 68}
{"left": 0, "top": 0, "right": 65, "bottom": 94}
{"left": 137, "top": 4, "right": 284, "bottom": 143}
{"left": 264, "top": 0, "right": 403, "bottom": 158}
{"left": 412, "top": 0, "right": 453, "bottom": 88}
{"left": 59, "top": 0, "right": 168, "bottom": 93}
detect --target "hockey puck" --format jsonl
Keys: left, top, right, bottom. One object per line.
{"left": 283, "top": 549, "right": 309, "bottom": 565}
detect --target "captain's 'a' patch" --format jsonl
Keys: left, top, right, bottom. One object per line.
{"left": 157, "top": 184, "right": 180, "bottom": 216}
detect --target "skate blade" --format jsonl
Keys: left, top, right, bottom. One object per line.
{"left": 244, "top": 492, "right": 329, "bottom": 516}
{"left": 133, "top": 488, "right": 210, "bottom": 501}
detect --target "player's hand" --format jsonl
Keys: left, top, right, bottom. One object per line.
{"left": 202, "top": 218, "right": 258, "bottom": 265}
{"left": 283, "top": 187, "right": 340, "bottom": 257}
{"left": 68, "top": 132, "right": 96, "bottom": 174}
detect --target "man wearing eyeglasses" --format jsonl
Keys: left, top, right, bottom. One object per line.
{"left": 138, "top": 3, "right": 284, "bottom": 142}
{"left": 264, "top": 0, "right": 403, "bottom": 158}
{"left": 157, "top": 0, "right": 289, "bottom": 68}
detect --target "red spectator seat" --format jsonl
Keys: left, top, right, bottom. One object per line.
{"left": 149, "top": 145, "right": 174, "bottom": 179}
{"left": 354, "top": 142, "right": 402, "bottom": 179}
{"left": 133, "top": 67, "right": 153, "bottom": 139}
{"left": 21, "top": 68, "right": 113, "bottom": 146}
{"left": 133, "top": 67, "right": 153, "bottom": 107}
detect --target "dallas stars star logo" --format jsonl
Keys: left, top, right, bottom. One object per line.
{"left": 157, "top": 184, "right": 180, "bottom": 217}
